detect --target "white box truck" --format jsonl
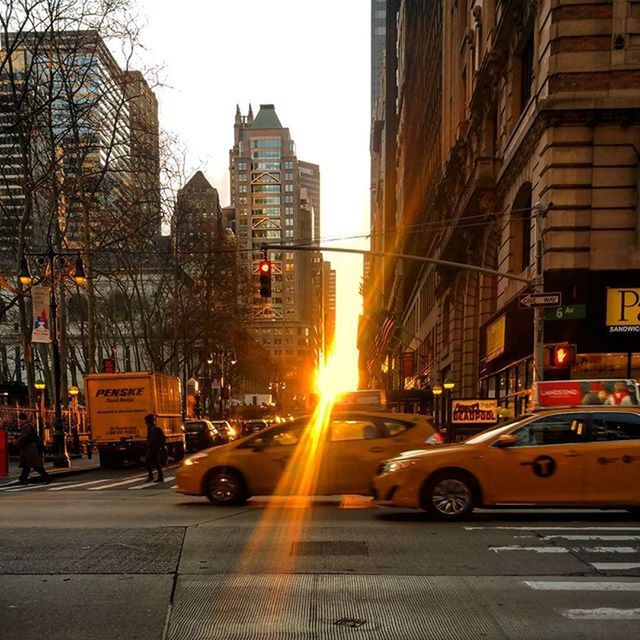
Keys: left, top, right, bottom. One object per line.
{"left": 85, "top": 372, "right": 185, "bottom": 468}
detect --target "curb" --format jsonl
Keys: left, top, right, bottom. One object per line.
{"left": 4, "top": 461, "right": 100, "bottom": 483}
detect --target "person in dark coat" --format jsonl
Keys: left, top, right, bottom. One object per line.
{"left": 14, "top": 412, "right": 51, "bottom": 484}
{"left": 144, "top": 413, "right": 166, "bottom": 483}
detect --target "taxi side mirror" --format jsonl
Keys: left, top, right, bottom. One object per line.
{"left": 495, "top": 434, "right": 517, "bottom": 448}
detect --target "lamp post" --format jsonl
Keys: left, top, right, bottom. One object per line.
{"left": 19, "top": 250, "right": 86, "bottom": 467}
{"left": 432, "top": 384, "right": 443, "bottom": 432}
{"left": 212, "top": 348, "right": 236, "bottom": 418}
{"left": 34, "top": 380, "right": 46, "bottom": 442}
{"left": 68, "top": 385, "right": 80, "bottom": 455}
{"left": 443, "top": 378, "right": 456, "bottom": 442}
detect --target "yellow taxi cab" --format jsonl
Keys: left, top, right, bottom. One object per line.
{"left": 175, "top": 411, "right": 436, "bottom": 504}
{"left": 372, "top": 407, "right": 640, "bottom": 520}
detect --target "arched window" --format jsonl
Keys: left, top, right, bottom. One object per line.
{"left": 509, "top": 182, "right": 533, "bottom": 273}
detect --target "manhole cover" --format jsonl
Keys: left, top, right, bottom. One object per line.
{"left": 290, "top": 540, "right": 368, "bottom": 556}
{"left": 335, "top": 618, "right": 367, "bottom": 628}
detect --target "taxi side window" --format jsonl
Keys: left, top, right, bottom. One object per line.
{"left": 380, "top": 419, "right": 411, "bottom": 438}
{"left": 329, "top": 420, "right": 381, "bottom": 442}
{"left": 590, "top": 413, "right": 640, "bottom": 441}
{"left": 246, "top": 426, "right": 302, "bottom": 448}
{"left": 511, "top": 414, "right": 586, "bottom": 447}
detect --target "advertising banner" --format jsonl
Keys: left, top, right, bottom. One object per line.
{"left": 31, "top": 286, "right": 51, "bottom": 344}
{"left": 606, "top": 288, "right": 640, "bottom": 334}
{"left": 451, "top": 399, "right": 498, "bottom": 424}
{"left": 401, "top": 351, "right": 415, "bottom": 378}
{"left": 486, "top": 315, "right": 506, "bottom": 361}
{"left": 535, "top": 379, "right": 640, "bottom": 407}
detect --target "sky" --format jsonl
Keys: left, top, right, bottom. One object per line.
{"left": 134, "top": 0, "right": 371, "bottom": 387}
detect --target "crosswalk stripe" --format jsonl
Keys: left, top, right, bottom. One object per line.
{"left": 582, "top": 547, "right": 638, "bottom": 554}
{"left": 5, "top": 480, "right": 69, "bottom": 492}
{"left": 563, "top": 608, "right": 640, "bottom": 620}
{"left": 489, "top": 546, "right": 569, "bottom": 553}
{"left": 591, "top": 562, "right": 640, "bottom": 571}
{"left": 542, "top": 535, "right": 640, "bottom": 542}
{"left": 47, "top": 478, "right": 114, "bottom": 491}
{"left": 466, "top": 526, "right": 640, "bottom": 531}
{"left": 128, "top": 475, "right": 175, "bottom": 490}
{"left": 87, "top": 474, "right": 149, "bottom": 490}
{"left": 525, "top": 581, "right": 640, "bottom": 591}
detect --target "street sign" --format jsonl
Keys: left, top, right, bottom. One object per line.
{"left": 544, "top": 304, "right": 586, "bottom": 321}
{"left": 518, "top": 292, "right": 561, "bottom": 308}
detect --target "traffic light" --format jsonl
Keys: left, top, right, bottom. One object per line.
{"left": 259, "top": 260, "right": 272, "bottom": 298}
{"left": 545, "top": 344, "right": 576, "bottom": 369}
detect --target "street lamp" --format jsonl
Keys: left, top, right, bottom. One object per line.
{"left": 432, "top": 385, "right": 443, "bottom": 431}
{"left": 213, "top": 348, "right": 237, "bottom": 418}
{"left": 19, "top": 251, "right": 87, "bottom": 468}
{"left": 443, "top": 379, "right": 456, "bottom": 442}
{"left": 68, "top": 385, "right": 80, "bottom": 454}
{"left": 34, "top": 380, "right": 46, "bottom": 441}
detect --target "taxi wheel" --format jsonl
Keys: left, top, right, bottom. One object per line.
{"left": 423, "top": 472, "right": 475, "bottom": 520}
{"left": 205, "top": 469, "right": 247, "bottom": 506}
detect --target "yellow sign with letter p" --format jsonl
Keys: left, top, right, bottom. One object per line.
{"left": 606, "top": 288, "right": 640, "bottom": 334}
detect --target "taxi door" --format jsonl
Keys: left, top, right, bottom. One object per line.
{"left": 581, "top": 412, "right": 640, "bottom": 505}
{"left": 323, "top": 416, "right": 418, "bottom": 495}
{"left": 482, "top": 413, "right": 588, "bottom": 505}
{"left": 236, "top": 422, "right": 305, "bottom": 495}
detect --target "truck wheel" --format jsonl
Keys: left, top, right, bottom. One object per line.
{"left": 205, "top": 469, "right": 247, "bottom": 506}
{"left": 173, "top": 443, "right": 185, "bottom": 462}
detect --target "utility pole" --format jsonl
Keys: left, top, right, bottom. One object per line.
{"left": 531, "top": 202, "right": 553, "bottom": 384}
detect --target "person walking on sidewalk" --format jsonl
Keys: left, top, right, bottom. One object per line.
{"left": 144, "top": 413, "right": 166, "bottom": 483}
{"left": 14, "top": 412, "right": 51, "bottom": 485}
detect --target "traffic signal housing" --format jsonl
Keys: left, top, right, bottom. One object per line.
{"left": 545, "top": 344, "right": 576, "bottom": 369}
{"left": 259, "top": 260, "right": 272, "bottom": 298}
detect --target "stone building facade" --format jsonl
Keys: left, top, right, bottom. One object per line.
{"left": 361, "top": 0, "right": 640, "bottom": 414}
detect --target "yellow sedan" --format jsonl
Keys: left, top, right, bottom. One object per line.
{"left": 373, "top": 407, "right": 640, "bottom": 520}
{"left": 175, "top": 411, "right": 436, "bottom": 504}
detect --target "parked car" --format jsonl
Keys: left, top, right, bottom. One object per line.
{"left": 211, "top": 420, "right": 236, "bottom": 442}
{"left": 184, "top": 420, "right": 225, "bottom": 452}
{"left": 175, "top": 411, "right": 436, "bottom": 504}
{"left": 373, "top": 407, "right": 640, "bottom": 520}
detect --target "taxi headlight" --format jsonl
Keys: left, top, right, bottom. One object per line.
{"left": 385, "top": 459, "right": 417, "bottom": 474}
{"left": 183, "top": 452, "right": 208, "bottom": 466}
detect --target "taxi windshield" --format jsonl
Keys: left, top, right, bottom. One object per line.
{"left": 464, "top": 415, "right": 532, "bottom": 444}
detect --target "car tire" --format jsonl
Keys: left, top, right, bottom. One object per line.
{"left": 422, "top": 471, "right": 476, "bottom": 521}
{"left": 204, "top": 469, "right": 247, "bottom": 506}
{"left": 173, "top": 443, "right": 185, "bottom": 462}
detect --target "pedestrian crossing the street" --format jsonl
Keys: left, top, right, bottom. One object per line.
{"left": 0, "top": 468, "right": 179, "bottom": 494}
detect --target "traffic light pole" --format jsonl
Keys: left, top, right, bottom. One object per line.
{"left": 264, "top": 209, "right": 551, "bottom": 383}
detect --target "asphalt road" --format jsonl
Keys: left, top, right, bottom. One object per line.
{"left": 1, "top": 465, "right": 639, "bottom": 639}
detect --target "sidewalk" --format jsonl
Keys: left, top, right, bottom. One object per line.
{"left": 3, "top": 454, "right": 100, "bottom": 483}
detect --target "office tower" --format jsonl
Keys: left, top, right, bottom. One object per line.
{"left": 229, "top": 104, "right": 321, "bottom": 395}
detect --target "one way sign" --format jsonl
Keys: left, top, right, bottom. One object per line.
{"left": 518, "top": 292, "right": 562, "bottom": 308}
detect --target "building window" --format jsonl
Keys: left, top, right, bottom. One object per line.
{"left": 285, "top": 229, "right": 294, "bottom": 238}
{"left": 251, "top": 138, "right": 281, "bottom": 148}
{"left": 238, "top": 162, "right": 247, "bottom": 170}
{"left": 509, "top": 182, "right": 533, "bottom": 273}
{"left": 285, "top": 184, "right": 294, "bottom": 192}
{"left": 239, "top": 185, "right": 247, "bottom": 193}
{"left": 519, "top": 31, "right": 535, "bottom": 114}
{"left": 285, "top": 161, "right": 294, "bottom": 169}
{"left": 285, "top": 218, "right": 294, "bottom": 226}
{"left": 239, "top": 173, "right": 247, "bottom": 181}
{"left": 285, "top": 195, "right": 294, "bottom": 204}
{"left": 285, "top": 172, "right": 294, "bottom": 181}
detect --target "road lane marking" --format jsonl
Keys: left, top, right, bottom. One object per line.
{"left": 170, "top": 484, "right": 177, "bottom": 489}
{"left": 525, "top": 581, "right": 640, "bottom": 591}
{"left": 542, "top": 535, "right": 640, "bottom": 541}
{"left": 489, "top": 546, "right": 569, "bottom": 553}
{"left": 5, "top": 481, "right": 69, "bottom": 492}
{"left": 591, "top": 562, "right": 640, "bottom": 571}
{"left": 466, "top": 526, "right": 640, "bottom": 531}
{"left": 128, "top": 475, "right": 175, "bottom": 490}
{"left": 562, "top": 608, "right": 640, "bottom": 620}
{"left": 582, "top": 547, "right": 638, "bottom": 554}
{"left": 88, "top": 474, "right": 149, "bottom": 490}
{"left": 47, "top": 478, "right": 114, "bottom": 491}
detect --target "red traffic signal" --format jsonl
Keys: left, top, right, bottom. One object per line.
{"left": 258, "top": 260, "right": 272, "bottom": 298}
{"left": 545, "top": 344, "right": 576, "bottom": 368}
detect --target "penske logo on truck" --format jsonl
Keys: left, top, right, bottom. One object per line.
{"left": 96, "top": 388, "right": 144, "bottom": 397}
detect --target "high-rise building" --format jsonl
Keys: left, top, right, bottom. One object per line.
{"left": 371, "top": 0, "right": 388, "bottom": 115}
{"left": 229, "top": 104, "right": 321, "bottom": 395}
{"left": 323, "top": 261, "right": 337, "bottom": 352}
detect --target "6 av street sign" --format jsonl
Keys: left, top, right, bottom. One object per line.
{"left": 518, "top": 292, "right": 562, "bottom": 308}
